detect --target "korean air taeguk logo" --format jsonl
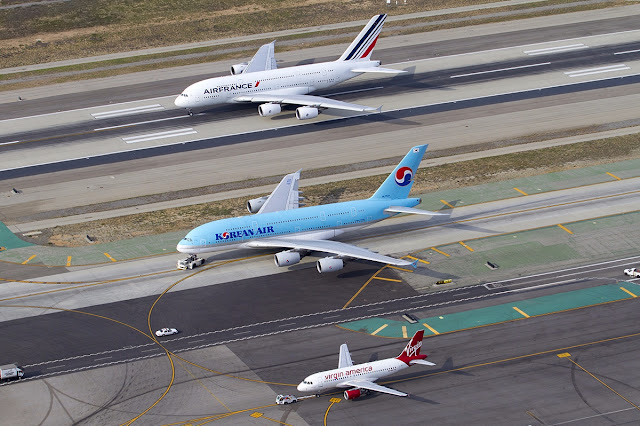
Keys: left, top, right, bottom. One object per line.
{"left": 395, "top": 166, "right": 413, "bottom": 186}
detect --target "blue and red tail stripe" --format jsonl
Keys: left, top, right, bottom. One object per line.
{"left": 339, "top": 14, "right": 386, "bottom": 61}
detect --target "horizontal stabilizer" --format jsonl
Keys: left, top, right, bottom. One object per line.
{"left": 384, "top": 206, "right": 448, "bottom": 216}
{"left": 410, "top": 359, "right": 436, "bottom": 366}
{"left": 351, "top": 67, "right": 406, "bottom": 74}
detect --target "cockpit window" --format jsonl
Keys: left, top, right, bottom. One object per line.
{"left": 181, "top": 93, "right": 189, "bottom": 97}
{"left": 182, "top": 237, "right": 192, "bottom": 242}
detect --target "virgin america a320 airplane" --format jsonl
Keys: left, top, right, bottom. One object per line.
{"left": 174, "top": 14, "right": 405, "bottom": 118}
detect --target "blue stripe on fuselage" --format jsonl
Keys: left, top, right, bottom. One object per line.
{"left": 180, "top": 197, "right": 420, "bottom": 250}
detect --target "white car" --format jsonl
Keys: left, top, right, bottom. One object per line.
{"left": 155, "top": 328, "right": 179, "bottom": 337}
{"left": 624, "top": 268, "right": 640, "bottom": 278}
{"left": 275, "top": 394, "right": 297, "bottom": 405}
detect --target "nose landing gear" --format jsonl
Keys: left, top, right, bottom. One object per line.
{"left": 187, "top": 108, "right": 193, "bottom": 117}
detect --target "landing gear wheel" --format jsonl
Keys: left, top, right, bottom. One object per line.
{"left": 188, "top": 108, "right": 193, "bottom": 117}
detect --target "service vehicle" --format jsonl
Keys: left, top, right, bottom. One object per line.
{"left": 155, "top": 328, "right": 179, "bottom": 337}
{"left": 275, "top": 394, "right": 297, "bottom": 405}
{"left": 0, "top": 364, "right": 24, "bottom": 382}
{"left": 624, "top": 268, "right": 640, "bottom": 278}
{"left": 177, "top": 255, "right": 205, "bottom": 270}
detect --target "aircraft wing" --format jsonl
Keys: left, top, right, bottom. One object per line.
{"left": 242, "top": 41, "right": 277, "bottom": 74}
{"left": 244, "top": 238, "right": 415, "bottom": 267}
{"left": 342, "top": 380, "right": 407, "bottom": 397}
{"left": 257, "top": 170, "right": 302, "bottom": 214}
{"left": 338, "top": 344, "right": 354, "bottom": 369}
{"left": 233, "top": 93, "right": 380, "bottom": 113}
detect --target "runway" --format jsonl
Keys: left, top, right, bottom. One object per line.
{"left": 1, "top": 5, "right": 640, "bottom": 425}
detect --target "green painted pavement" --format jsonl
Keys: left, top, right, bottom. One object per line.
{"left": 0, "top": 221, "right": 32, "bottom": 250}
{"left": 339, "top": 282, "right": 640, "bottom": 338}
{"left": 416, "top": 158, "right": 640, "bottom": 211}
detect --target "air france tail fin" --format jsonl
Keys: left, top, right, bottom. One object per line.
{"left": 396, "top": 330, "right": 435, "bottom": 366}
{"left": 370, "top": 144, "right": 428, "bottom": 200}
{"left": 338, "top": 14, "right": 387, "bottom": 61}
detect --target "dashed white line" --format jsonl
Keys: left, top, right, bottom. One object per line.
{"left": 614, "top": 49, "right": 640, "bottom": 56}
{"left": 122, "top": 128, "right": 197, "bottom": 144}
{"left": 92, "top": 104, "right": 165, "bottom": 119}
{"left": 47, "top": 365, "right": 65, "bottom": 370}
{"left": 450, "top": 62, "right": 550, "bottom": 78}
{"left": 93, "top": 357, "right": 112, "bottom": 362}
{"left": 278, "top": 323, "right": 296, "bottom": 327}
{"left": 524, "top": 44, "right": 588, "bottom": 56}
{"left": 564, "top": 64, "right": 629, "bottom": 78}
{"left": 94, "top": 114, "right": 188, "bottom": 131}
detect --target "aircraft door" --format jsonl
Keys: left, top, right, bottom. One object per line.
{"left": 320, "top": 211, "right": 327, "bottom": 222}
{"left": 351, "top": 207, "right": 357, "bottom": 217}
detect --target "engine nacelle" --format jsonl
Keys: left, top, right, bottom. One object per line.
{"left": 344, "top": 388, "right": 362, "bottom": 400}
{"left": 230, "top": 63, "right": 248, "bottom": 75}
{"left": 274, "top": 251, "right": 301, "bottom": 267}
{"left": 296, "top": 106, "right": 319, "bottom": 120}
{"left": 317, "top": 257, "right": 344, "bottom": 273}
{"left": 247, "top": 196, "right": 269, "bottom": 213}
{"left": 258, "top": 103, "right": 282, "bottom": 117}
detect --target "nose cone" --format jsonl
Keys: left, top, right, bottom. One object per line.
{"left": 297, "top": 382, "right": 305, "bottom": 392}
{"left": 174, "top": 94, "right": 185, "bottom": 108}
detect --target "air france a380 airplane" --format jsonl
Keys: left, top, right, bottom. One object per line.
{"left": 174, "top": 14, "right": 404, "bottom": 118}
{"left": 177, "top": 144, "right": 444, "bottom": 273}
{"left": 297, "top": 330, "right": 435, "bottom": 399}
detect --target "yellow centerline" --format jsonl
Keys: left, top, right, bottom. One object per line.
{"left": 440, "top": 199, "right": 455, "bottom": 208}
{"left": 342, "top": 266, "right": 385, "bottom": 309}
{"left": 373, "top": 276, "right": 402, "bottom": 282}
{"left": 565, "top": 357, "right": 640, "bottom": 411}
{"left": 324, "top": 398, "right": 341, "bottom": 426}
{"left": 404, "top": 254, "right": 430, "bottom": 264}
{"left": 104, "top": 252, "right": 117, "bottom": 262}
{"left": 22, "top": 255, "right": 36, "bottom": 265}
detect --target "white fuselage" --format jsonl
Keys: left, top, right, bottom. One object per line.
{"left": 174, "top": 60, "right": 380, "bottom": 109}
{"left": 297, "top": 358, "right": 407, "bottom": 393}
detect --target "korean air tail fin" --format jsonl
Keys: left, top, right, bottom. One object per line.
{"left": 370, "top": 144, "right": 428, "bottom": 200}
{"left": 338, "top": 14, "right": 387, "bottom": 61}
{"left": 396, "top": 330, "right": 436, "bottom": 366}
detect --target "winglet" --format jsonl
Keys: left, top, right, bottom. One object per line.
{"left": 410, "top": 259, "right": 418, "bottom": 268}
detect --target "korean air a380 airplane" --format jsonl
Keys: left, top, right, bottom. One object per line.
{"left": 174, "top": 14, "right": 404, "bottom": 118}
{"left": 177, "top": 144, "right": 444, "bottom": 273}
{"left": 297, "top": 330, "right": 435, "bottom": 399}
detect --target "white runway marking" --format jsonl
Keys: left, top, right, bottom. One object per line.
{"left": 450, "top": 62, "right": 551, "bottom": 78}
{"left": 564, "top": 64, "right": 630, "bottom": 78}
{"left": 122, "top": 128, "right": 197, "bottom": 143}
{"left": 92, "top": 104, "right": 165, "bottom": 119}
{"left": 614, "top": 48, "right": 640, "bottom": 56}
{"left": 94, "top": 114, "right": 188, "bottom": 131}
{"left": 523, "top": 44, "right": 588, "bottom": 56}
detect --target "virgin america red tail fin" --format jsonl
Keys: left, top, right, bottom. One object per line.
{"left": 396, "top": 330, "right": 436, "bottom": 366}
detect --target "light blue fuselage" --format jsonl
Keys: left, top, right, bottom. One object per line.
{"left": 177, "top": 197, "right": 420, "bottom": 254}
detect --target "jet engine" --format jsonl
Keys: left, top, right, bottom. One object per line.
{"left": 317, "top": 257, "right": 343, "bottom": 273}
{"left": 274, "top": 251, "right": 301, "bottom": 267}
{"left": 258, "top": 103, "right": 282, "bottom": 117}
{"left": 296, "top": 106, "right": 319, "bottom": 120}
{"left": 230, "top": 63, "right": 248, "bottom": 75}
{"left": 247, "top": 196, "right": 269, "bottom": 213}
{"left": 343, "top": 389, "right": 362, "bottom": 400}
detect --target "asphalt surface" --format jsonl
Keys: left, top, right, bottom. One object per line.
{"left": 2, "top": 7, "right": 640, "bottom": 426}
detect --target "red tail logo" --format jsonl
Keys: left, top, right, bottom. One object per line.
{"left": 396, "top": 330, "right": 427, "bottom": 365}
